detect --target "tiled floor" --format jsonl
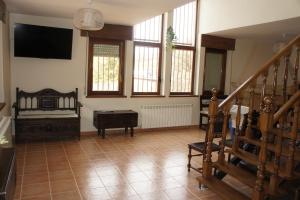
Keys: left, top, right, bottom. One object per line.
{"left": 15, "top": 128, "right": 250, "bottom": 200}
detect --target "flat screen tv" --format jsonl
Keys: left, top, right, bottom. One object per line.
{"left": 14, "top": 23, "right": 73, "bottom": 59}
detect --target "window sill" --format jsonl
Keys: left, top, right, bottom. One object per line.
{"left": 169, "top": 95, "right": 199, "bottom": 98}
{"left": 86, "top": 95, "right": 127, "bottom": 98}
{"left": 131, "top": 95, "right": 165, "bottom": 98}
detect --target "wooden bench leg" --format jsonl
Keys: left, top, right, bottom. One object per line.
{"left": 295, "top": 187, "right": 300, "bottom": 200}
{"left": 130, "top": 127, "right": 134, "bottom": 137}
{"left": 199, "top": 115, "right": 202, "bottom": 129}
{"left": 227, "top": 153, "right": 231, "bottom": 163}
{"left": 102, "top": 129, "right": 105, "bottom": 139}
{"left": 187, "top": 146, "right": 192, "bottom": 172}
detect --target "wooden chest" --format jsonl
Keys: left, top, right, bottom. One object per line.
{"left": 93, "top": 110, "right": 138, "bottom": 138}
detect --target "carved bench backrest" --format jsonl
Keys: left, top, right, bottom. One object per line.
{"left": 16, "top": 88, "right": 78, "bottom": 112}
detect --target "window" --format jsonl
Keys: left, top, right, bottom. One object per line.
{"left": 203, "top": 48, "right": 227, "bottom": 95}
{"left": 171, "top": 48, "right": 194, "bottom": 94}
{"left": 87, "top": 38, "right": 125, "bottom": 97}
{"left": 170, "top": 1, "right": 197, "bottom": 95}
{"left": 132, "top": 15, "right": 163, "bottom": 95}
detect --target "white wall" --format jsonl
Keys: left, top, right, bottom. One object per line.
{"left": 228, "top": 39, "right": 274, "bottom": 90}
{"left": 9, "top": 11, "right": 281, "bottom": 132}
{"left": 10, "top": 13, "right": 201, "bottom": 132}
{"left": 200, "top": 0, "right": 300, "bottom": 34}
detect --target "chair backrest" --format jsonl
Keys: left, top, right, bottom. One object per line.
{"left": 200, "top": 94, "right": 228, "bottom": 111}
{"left": 200, "top": 95, "right": 211, "bottom": 111}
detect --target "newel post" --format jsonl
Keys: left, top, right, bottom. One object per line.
{"left": 253, "top": 97, "right": 273, "bottom": 200}
{"left": 203, "top": 88, "right": 218, "bottom": 178}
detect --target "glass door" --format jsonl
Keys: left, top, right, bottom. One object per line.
{"left": 203, "top": 48, "right": 227, "bottom": 95}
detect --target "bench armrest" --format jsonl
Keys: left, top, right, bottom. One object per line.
{"left": 76, "top": 101, "right": 83, "bottom": 117}
{"left": 12, "top": 102, "right": 17, "bottom": 109}
{"left": 77, "top": 101, "right": 83, "bottom": 107}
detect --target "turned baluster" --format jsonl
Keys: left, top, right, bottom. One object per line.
{"left": 245, "top": 85, "right": 255, "bottom": 139}
{"left": 269, "top": 117, "right": 284, "bottom": 195}
{"left": 292, "top": 47, "right": 299, "bottom": 93}
{"left": 232, "top": 96, "right": 242, "bottom": 152}
{"left": 283, "top": 54, "right": 290, "bottom": 104}
{"left": 253, "top": 97, "right": 274, "bottom": 200}
{"left": 282, "top": 54, "right": 290, "bottom": 127}
{"left": 268, "top": 61, "right": 280, "bottom": 144}
{"left": 203, "top": 88, "right": 218, "bottom": 178}
{"left": 260, "top": 71, "right": 269, "bottom": 111}
{"left": 272, "top": 61, "right": 279, "bottom": 100}
{"left": 286, "top": 101, "right": 299, "bottom": 177}
{"left": 218, "top": 104, "right": 230, "bottom": 164}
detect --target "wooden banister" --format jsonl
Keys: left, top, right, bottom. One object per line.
{"left": 273, "top": 90, "right": 300, "bottom": 123}
{"left": 201, "top": 34, "right": 300, "bottom": 200}
{"left": 219, "top": 35, "right": 300, "bottom": 109}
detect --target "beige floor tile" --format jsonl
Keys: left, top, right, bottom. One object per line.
{"left": 22, "top": 173, "right": 49, "bottom": 185}
{"left": 16, "top": 129, "right": 240, "bottom": 200}
{"left": 51, "top": 191, "right": 81, "bottom": 200}
{"left": 49, "top": 169, "right": 74, "bottom": 181}
{"left": 21, "top": 182, "right": 50, "bottom": 199}
{"left": 50, "top": 179, "right": 78, "bottom": 194}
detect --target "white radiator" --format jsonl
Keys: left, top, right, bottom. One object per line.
{"left": 0, "top": 116, "right": 12, "bottom": 147}
{"left": 141, "top": 104, "right": 193, "bottom": 128}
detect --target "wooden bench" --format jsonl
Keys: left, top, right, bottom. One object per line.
{"left": 13, "top": 88, "right": 82, "bottom": 142}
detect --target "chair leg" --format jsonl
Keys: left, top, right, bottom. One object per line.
{"left": 227, "top": 153, "right": 232, "bottom": 163}
{"left": 187, "top": 146, "right": 192, "bottom": 172}
{"left": 295, "top": 187, "right": 300, "bottom": 200}
{"left": 199, "top": 115, "right": 202, "bottom": 129}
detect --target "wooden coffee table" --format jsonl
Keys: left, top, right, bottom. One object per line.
{"left": 93, "top": 110, "right": 138, "bottom": 139}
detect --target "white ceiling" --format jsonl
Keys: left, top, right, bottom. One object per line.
{"left": 5, "top": 0, "right": 300, "bottom": 41}
{"left": 4, "top": 0, "right": 188, "bottom": 25}
{"left": 209, "top": 17, "right": 300, "bottom": 42}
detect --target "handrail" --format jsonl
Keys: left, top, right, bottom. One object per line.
{"left": 218, "top": 35, "right": 300, "bottom": 109}
{"left": 273, "top": 90, "right": 300, "bottom": 123}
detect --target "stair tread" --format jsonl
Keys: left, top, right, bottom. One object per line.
{"left": 228, "top": 147, "right": 300, "bottom": 179}
{"left": 239, "top": 136, "right": 300, "bottom": 161}
{"left": 239, "top": 136, "right": 260, "bottom": 146}
{"left": 197, "top": 176, "right": 251, "bottom": 200}
{"left": 226, "top": 149, "right": 258, "bottom": 166}
{"left": 270, "top": 128, "right": 300, "bottom": 140}
{"left": 265, "top": 163, "right": 300, "bottom": 179}
{"left": 213, "top": 162, "right": 257, "bottom": 188}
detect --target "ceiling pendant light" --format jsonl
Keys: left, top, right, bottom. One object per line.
{"left": 73, "top": 0, "right": 104, "bottom": 31}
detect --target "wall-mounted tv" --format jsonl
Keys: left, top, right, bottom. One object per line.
{"left": 14, "top": 23, "right": 73, "bottom": 60}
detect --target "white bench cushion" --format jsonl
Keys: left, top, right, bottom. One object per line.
{"left": 18, "top": 110, "right": 78, "bottom": 119}
{"left": 200, "top": 110, "right": 209, "bottom": 115}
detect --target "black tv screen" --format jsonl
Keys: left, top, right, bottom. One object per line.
{"left": 14, "top": 23, "right": 73, "bottom": 59}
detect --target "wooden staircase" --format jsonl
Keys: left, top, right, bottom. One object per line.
{"left": 199, "top": 35, "right": 300, "bottom": 200}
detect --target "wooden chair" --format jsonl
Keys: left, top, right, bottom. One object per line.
{"left": 199, "top": 94, "right": 228, "bottom": 130}
{"left": 199, "top": 95, "right": 210, "bottom": 130}
{"left": 187, "top": 142, "right": 220, "bottom": 173}
{"left": 188, "top": 112, "right": 224, "bottom": 173}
